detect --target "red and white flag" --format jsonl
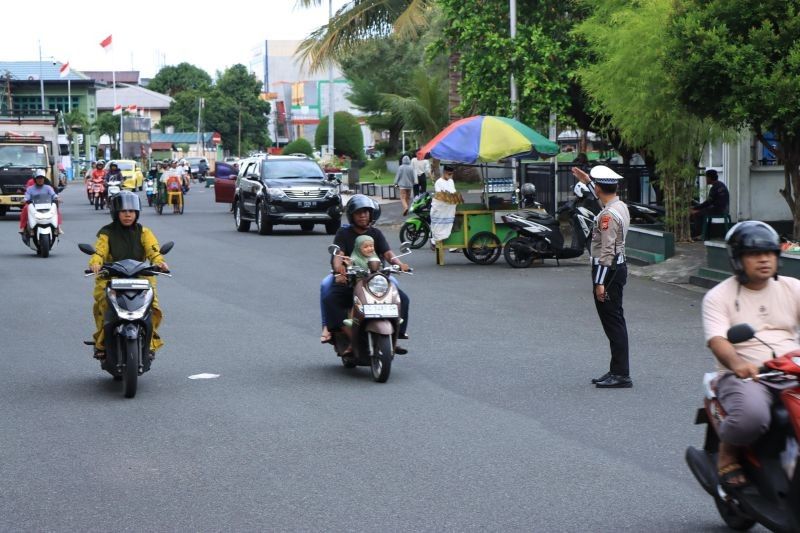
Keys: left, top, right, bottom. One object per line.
{"left": 126, "top": 104, "right": 137, "bottom": 113}
{"left": 59, "top": 62, "right": 70, "bottom": 78}
{"left": 100, "top": 34, "right": 112, "bottom": 50}
{"left": 112, "top": 104, "right": 122, "bottom": 116}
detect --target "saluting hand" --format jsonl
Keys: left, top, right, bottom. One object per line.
{"left": 571, "top": 167, "right": 590, "bottom": 184}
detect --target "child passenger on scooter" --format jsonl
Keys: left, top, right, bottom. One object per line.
{"left": 347, "top": 235, "right": 380, "bottom": 270}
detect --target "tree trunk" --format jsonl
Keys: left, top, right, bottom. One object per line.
{"left": 447, "top": 52, "right": 461, "bottom": 123}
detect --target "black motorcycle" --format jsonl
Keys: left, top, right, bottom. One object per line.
{"left": 501, "top": 183, "right": 600, "bottom": 268}
{"left": 627, "top": 201, "right": 665, "bottom": 225}
{"left": 79, "top": 242, "right": 174, "bottom": 398}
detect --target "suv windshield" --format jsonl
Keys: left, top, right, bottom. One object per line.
{"left": 262, "top": 160, "right": 324, "bottom": 180}
{"left": 0, "top": 145, "right": 48, "bottom": 167}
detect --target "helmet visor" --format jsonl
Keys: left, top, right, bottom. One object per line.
{"left": 116, "top": 193, "right": 141, "bottom": 212}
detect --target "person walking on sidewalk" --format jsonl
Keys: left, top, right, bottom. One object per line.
{"left": 394, "top": 155, "right": 416, "bottom": 216}
{"left": 411, "top": 153, "right": 431, "bottom": 197}
{"left": 572, "top": 165, "right": 632, "bottom": 388}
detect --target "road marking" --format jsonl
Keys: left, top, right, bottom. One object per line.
{"left": 188, "top": 373, "right": 220, "bottom": 379}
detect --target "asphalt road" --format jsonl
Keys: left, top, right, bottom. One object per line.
{"left": 0, "top": 184, "right": 743, "bottom": 531}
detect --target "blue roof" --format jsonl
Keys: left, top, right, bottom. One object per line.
{"left": 152, "top": 132, "right": 215, "bottom": 143}
{"left": 0, "top": 61, "right": 87, "bottom": 81}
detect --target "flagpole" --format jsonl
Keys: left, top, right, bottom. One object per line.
{"left": 111, "top": 41, "right": 122, "bottom": 158}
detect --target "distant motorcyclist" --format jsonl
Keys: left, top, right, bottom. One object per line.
{"left": 105, "top": 162, "right": 123, "bottom": 185}
{"left": 19, "top": 169, "right": 61, "bottom": 234}
{"left": 321, "top": 194, "right": 411, "bottom": 354}
{"left": 88, "top": 191, "right": 168, "bottom": 361}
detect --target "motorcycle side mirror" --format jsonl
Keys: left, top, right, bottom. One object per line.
{"left": 399, "top": 241, "right": 412, "bottom": 255}
{"left": 327, "top": 244, "right": 341, "bottom": 256}
{"left": 159, "top": 241, "right": 175, "bottom": 255}
{"left": 78, "top": 243, "right": 96, "bottom": 255}
{"left": 727, "top": 323, "right": 755, "bottom": 344}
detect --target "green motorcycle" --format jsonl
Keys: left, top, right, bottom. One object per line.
{"left": 398, "top": 192, "right": 432, "bottom": 249}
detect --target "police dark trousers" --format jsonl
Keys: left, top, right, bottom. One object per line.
{"left": 324, "top": 283, "right": 409, "bottom": 337}
{"left": 592, "top": 263, "right": 629, "bottom": 376}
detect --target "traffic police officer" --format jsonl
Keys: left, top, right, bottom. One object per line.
{"left": 572, "top": 165, "right": 632, "bottom": 388}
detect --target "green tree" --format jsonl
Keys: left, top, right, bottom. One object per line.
{"left": 295, "top": 0, "right": 433, "bottom": 72}
{"left": 148, "top": 63, "right": 212, "bottom": 97}
{"left": 158, "top": 90, "right": 202, "bottom": 131}
{"left": 381, "top": 68, "right": 449, "bottom": 143}
{"left": 282, "top": 138, "right": 315, "bottom": 156}
{"left": 93, "top": 112, "right": 120, "bottom": 155}
{"left": 576, "top": 0, "right": 728, "bottom": 240}
{"left": 666, "top": 0, "right": 800, "bottom": 236}
{"left": 315, "top": 111, "right": 364, "bottom": 158}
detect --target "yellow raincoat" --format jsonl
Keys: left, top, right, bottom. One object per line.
{"left": 89, "top": 224, "right": 165, "bottom": 352}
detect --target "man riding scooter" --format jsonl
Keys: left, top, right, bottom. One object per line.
{"left": 321, "top": 195, "right": 411, "bottom": 354}
{"left": 701, "top": 221, "right": 800, "bottom": 490}
{"left": 18, "top": 169, "right": 62, "bottom": 237}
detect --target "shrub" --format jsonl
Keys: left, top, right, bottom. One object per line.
{"left": 315, "top": 111, "right": 364, "bottom": 159}
{"left": 281, "top": 137, "right": 314, "bottom": 156}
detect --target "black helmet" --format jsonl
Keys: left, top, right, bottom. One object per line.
{"left": 726, "top": 221, "right": 780, "bottom": 283}
{"left": 345, "top": 194, "right": 375, "bottom": 225}
{"left": 111, "top": 191, "right": 141, "bottom": 223}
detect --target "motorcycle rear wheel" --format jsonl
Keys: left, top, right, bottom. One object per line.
{"left": 713, "top": 496, "right": 756, "bottom": 531}
{"left": 399, "top": 222, "right": 430, "bottom": 249}
{"left": 122, "top": 337, "right": 139, "bottom": 398}
{"left": 503, "top": 237, "right": 534, "bottom": 268}
{"left": 370, "top": 332, "right": 393, "bottom": 383}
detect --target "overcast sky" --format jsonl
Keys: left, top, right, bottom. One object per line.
{"left": 1, "top": 0, "right": 348, "bottom": 78}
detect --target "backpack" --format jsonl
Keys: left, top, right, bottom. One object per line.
{"left": 166, "top": 175, "right": 181, "bottom": 192}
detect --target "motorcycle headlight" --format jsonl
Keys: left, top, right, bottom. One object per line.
{"left": 107, "top": 287, "right": 153, "bottom": 321}
{"left": 267, "top": 187, "right": 287, "bottom": 199}
{"left": 367, "top": 275, "right": 390, "bottom": 298}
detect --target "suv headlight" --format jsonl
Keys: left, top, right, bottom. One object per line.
{"left": 367, "top": 275, "right": 390, "bottom": 298}
{"left": 324, "top": 187, "right": 339, "bottom": 199}
{"left": 267, "top": 187, "right": 287, "bottom": 199}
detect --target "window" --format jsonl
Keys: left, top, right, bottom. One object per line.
{"left": 751, "top": 132, "right": 781, "bottom": 167}
{"left": 12, "top": 96, "right": 42, "bottom": 112}
{"left": 47, "top": 96, "right": 80, "bottom": 112}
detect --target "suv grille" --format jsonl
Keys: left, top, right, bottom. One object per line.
{"left": 284, "top": 188, "right": 326, "bottom": 200}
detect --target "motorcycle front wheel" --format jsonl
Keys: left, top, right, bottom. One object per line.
{"left": 399, "top": 221, "right": 430, "bottom": 249}
{"left": 38, "top": 234, "right": 51, "bottom": 258}
{"left": 503, "top": 237, "right": 534, "bottom": 268}
{"left": 369, "top": 332, "right": 393, "bottom": 383}
{"left": 122, "top": 337, "right": 139, "bottom": 398}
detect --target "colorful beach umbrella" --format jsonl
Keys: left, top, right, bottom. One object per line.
{"left": 417, "top": 115, "right": 559, "bottom": 164}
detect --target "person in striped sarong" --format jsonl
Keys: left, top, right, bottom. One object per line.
{"left": 430, "top": 164, "right": 460, "bottom": 247}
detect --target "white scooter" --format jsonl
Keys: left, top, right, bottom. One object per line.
{"left": 22, "top": 192, "right": 59, "bottom": 258}
{"left": 106, "top": 177, "right": 123, "bottom": 209}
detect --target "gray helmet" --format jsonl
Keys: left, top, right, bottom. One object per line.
{"left": 521, "top": 183, "right": 536, "bottom": 197}
{"left": 111, "top": 190, "right": 141, "bottom": 223}
{"left": 345, "top": 194, "right": 376, "bottom": 225}
{"left": 726, "top": 221, "right": 780, "bottom": 283}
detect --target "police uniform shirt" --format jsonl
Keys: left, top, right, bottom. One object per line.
{"left": 590, "top": 197, "right": 630, "bottom": 285}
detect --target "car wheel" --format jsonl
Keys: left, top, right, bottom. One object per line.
{"left": 256, "top": 202, "right": 273, "bottom": 235}
{"left": 300, "top": 222, "right": 314, "bottom": 233}
{"left": 234, "top": 200, "right": 251, "bottom": 232}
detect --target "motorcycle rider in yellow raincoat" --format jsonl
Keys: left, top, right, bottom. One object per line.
{"left": 88, "top": 191, "right": 168, "bottom": 359}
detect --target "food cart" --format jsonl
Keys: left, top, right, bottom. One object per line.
{"left": 416, "top": 115, "right": 558, "bottom": 265}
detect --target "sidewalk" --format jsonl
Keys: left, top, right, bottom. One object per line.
{"left": 628, "top": 240, "right": 708, "bottom": 290}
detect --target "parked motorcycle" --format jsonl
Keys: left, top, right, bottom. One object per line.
{"left": 78, "top": 241, "right": 174, "bottom": 398}
{"left": 686, "top": 323, "right": 800, "bottom": 532}
{"left": 326, "top": 242, "right": 413, "bottom": 383}
{"left": 501, "top": 182, "right": 600, "bottom": 268}
{"left": 627, "top": 201, "right": 665, "bottom": 225}
{"left": 145, "top": 178, "right": 155, "bottom": 207}
{"left": 398, "top": 192, "right": 432, "bottom": 249}
{"left": 21, "top": 193, "right": 59, "bottom": 258}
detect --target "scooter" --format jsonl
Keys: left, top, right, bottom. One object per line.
{"left": 326, "top": 242, "right": 413, "bottom": 383}
{"left": 686, "top": 323, "right": 800, "bottom": 532}
{"left": 91, "top": 180, "right": 106, "bottom": 210}
{"left": 78, "top": 241, "right": 174, "bottom": 399}
{"left": 500, "top": 182, "right": 600, "bottom": 268}
{"left": 106, "top": 176, "right": 123, "bottom": 208}
{"left": 145, "top": 178, "right": 155, "bottom": 207}
{"left": 627, "top": 201, "right": 665, "bottom": 225}
{"left": 21, "top": 193, "right": 59, "bottom": 258}
{"left": 398, "top": 192, "right": 432, "bottom": 249}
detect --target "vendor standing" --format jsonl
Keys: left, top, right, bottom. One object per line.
{"left": 430, "top": 164, "right": 461, "bottom": 247}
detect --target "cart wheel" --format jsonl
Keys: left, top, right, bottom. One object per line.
{"left": 465, "top": 231, "right": 502, "bottom": 265}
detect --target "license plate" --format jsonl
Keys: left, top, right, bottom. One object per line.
{"left": 363, "top": 304, "right": 398, "bottom": 317}
{"left": 300, "top": 201, "right": 317, "bottom": 208}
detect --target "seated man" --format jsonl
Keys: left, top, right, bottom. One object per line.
{"left": 321, "top": 195, "right": 411, "bottom": 353}
{"left": 702, "top": 221, "right": 800, "bottom": 490}
{"left": 691, "top": 169, "right": 729, "bottom": 239}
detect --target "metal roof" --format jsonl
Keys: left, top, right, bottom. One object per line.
{"left": 83, "top": 71, "right": 139, "bottom": 84}
{"left": 0, "top": 61, "right": 88, "bottom": 81}
{"left": 96, "top": 84, "right": 173, "bottom": 110}
{"left": 152, "top": 132, "right": 215, "bottom": 143}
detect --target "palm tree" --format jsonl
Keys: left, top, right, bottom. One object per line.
{"left": 294, "top": 0, "right": 433, "bottom": 72}
{"left": 381, "top": 69, "right": 448, "bottom": 144}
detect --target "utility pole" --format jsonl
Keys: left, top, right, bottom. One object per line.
{"left": 238, "top": 108, "right": 242, "bottom": 157}
{"left": 327, "top": 0, "right": 335, "bottom": 161}
{"left": 38, "top": 40, "right": 45, "bottom": 111}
